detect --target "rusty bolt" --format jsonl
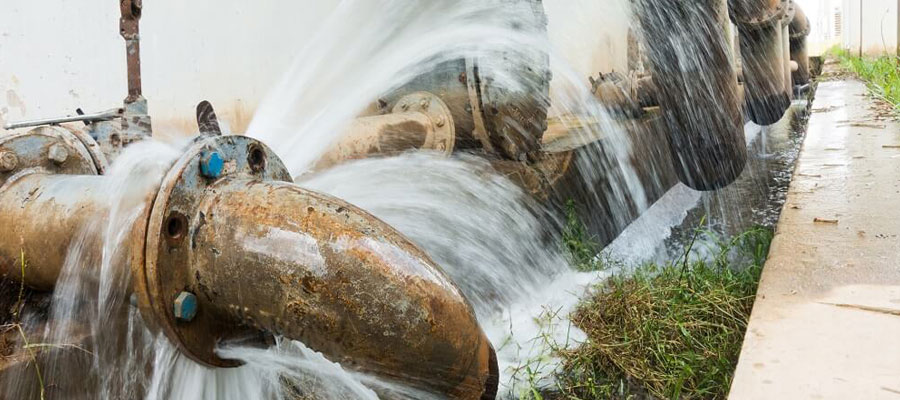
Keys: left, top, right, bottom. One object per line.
{"left": 420, "top": 99, "right": 430, "bottom": 109}
{"left": 436, "top": 115, "right": 447, "bottom": 128}
{"left": 173, "top": 291, "right": 198, "bottom": 322}
{"left": 0, "top": 151, "right": 18, "bottom": 172}
{"left": 399, "top": 102, "right": 409, "bottom": 111}
{"left": 48, "top": 144, "right": 69, "bottom": 165}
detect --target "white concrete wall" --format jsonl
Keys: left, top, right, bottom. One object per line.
{"left": 0, "top": 1, "right": 334, "bottom": 136}
{"left": 0, "top": 0, "right": 633, "bottom": 137}
{"left": 841, "top": 0, "right": 899, "bottom": 55}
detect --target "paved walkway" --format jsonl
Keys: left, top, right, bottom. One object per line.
{"left": 730, "top": 80, "right": 900, "bottom": 399}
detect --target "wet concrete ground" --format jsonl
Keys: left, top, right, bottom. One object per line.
{"left": 729, "top": 79, "right": 900, "bottom": 399}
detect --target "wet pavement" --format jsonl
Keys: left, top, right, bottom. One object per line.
{"left": 729, "top": 79, "right": 900, "bottom": 399}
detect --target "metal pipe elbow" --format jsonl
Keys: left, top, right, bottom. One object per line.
{"left": 131, "top": 135, "right": 498, "bottom": 398}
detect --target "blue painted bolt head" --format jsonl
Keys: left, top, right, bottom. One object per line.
{"left": 199, "top": 151, "right": 224, "bottom": 179}
{"left": 173, "top": 291, "right": 198, "bottom": 322}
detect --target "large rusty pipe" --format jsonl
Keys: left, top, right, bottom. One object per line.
{"left": 128, "top": 136, "right": 497, "bottom": 399}
{"left": 0, "top": 174, "right": 106, "bottom": 290}
{"left": 730, "top": 0, "right": 793, "bottom": 125}
{"left": 0, "top": 126, "right": 107, "bottom": 288}
{"left": 590, "top": 73, "right": 658, "bottom": 118}
{"left": 0, "top": 131, "right": 496, "bottom": 398}
{"left": 381, "top": 0, "right": 551, "bottom": 161}
{"left": 635, "top": 0, "right": 747, "bottom": 191}
{"left": 186, "top": 179, "right": 494, "bottom": 397}
{"left": 316, "top": 92, "right": 456, "bottom": 171}
{"left": 789, "top": 3, "right": 811, "bottom": 85}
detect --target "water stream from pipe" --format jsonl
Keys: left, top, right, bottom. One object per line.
{"left": 4, "top": 0, "right": 808, "bottom": 398}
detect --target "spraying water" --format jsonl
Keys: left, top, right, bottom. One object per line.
{"left": 2, "top": 0, "right": 809, "bottom": 398}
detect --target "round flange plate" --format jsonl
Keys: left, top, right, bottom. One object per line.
{"left": 0, "top": 126, "right": 105, "bottom": 188}
{"left": 392, "top": 91, "right": 456, "bottom": 154}
{"left": 132, "top": 135, "right": 291, "bottom": 367}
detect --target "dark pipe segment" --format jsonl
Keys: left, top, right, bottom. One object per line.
{"left": 729, "top": 0, "right": 793, "bottom": 125}
{"left": 789, "top": 4, "right": 811, "bottom": 86}
{"left": 634, "top": 0, "right": 748, "bottom": 191}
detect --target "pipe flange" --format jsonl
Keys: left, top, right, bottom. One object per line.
{"left": 0, "top": 125, "right": 107, "bottom": 188}
{"left": 731, "top": 0, "right": 789, "bottom": 30}
{"left": 131, "top": 135, "right": 291, "bottom": 367}
{"left": 780, "top": 0, "right": 796, "bottom": 26}
{"left": 392, "top": 92, "right": 456, "bottom": 154}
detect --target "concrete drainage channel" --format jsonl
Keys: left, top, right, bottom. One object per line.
{"left": 0, "top": 0, "right": 813, "bottom": 398}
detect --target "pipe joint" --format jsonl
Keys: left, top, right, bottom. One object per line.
{"left": 729, "top": 0, "right": 790, "bottom": 30}
{"left": 316, "top": 91, "right": 455, "bottom": 170}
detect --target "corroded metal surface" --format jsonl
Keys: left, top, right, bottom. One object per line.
{"left": 589, "top": 72, "right": 657, "bottom": 119}
{"left": 0, "top": 126, "right": 106, "bottom": 290}
{"left": 635, "top": 0, "right": 747, "bottom": 191}
{"left": 119, "top": 0, "right": 143, "bottom": 102}
{"left": 382, "top": 0, "right": 550, "bottom": 162}
{"left": 474, "top": 0, "right": 550, "bottom": 162}
{"left": 317, "top": 92, "right": 455, "bottom": 170}
{"left": 132, "top": 135, "right": 496, "bottom": 398}
{"left": 728, "top": 0, "right": 787, "bottom": 28}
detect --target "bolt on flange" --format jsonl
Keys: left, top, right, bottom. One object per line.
{"left": 48, "top": 143, "right": 69, "bottom": 165}
{"left": 0, "top": 152, "right": 18, "bottom": 172}
{"left": 173, "top": 291, "right": 198, "bottom": 322}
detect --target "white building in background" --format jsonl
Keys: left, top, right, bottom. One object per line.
{"left": 796, "top": 0, "right": 843, "bottom": 55}
{"left": 841, "top": 0, "right": 899, "bottom": 55}
{"left": 797, "top": 0, "right": 898, "bottom": 56}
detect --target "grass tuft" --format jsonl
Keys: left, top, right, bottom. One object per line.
{"left": 832, "top": 48, "right": 900, "bottom": 113}
{"left": 562, "top": 200, "right": 621, "bottom": 273}
{"left": 551, "top": 224, "right": 773, "bottom": 400}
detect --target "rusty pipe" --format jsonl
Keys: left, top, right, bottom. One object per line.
{"left": 634, "top": 0, "right": 747, "bottom": 191}
{"left": 183, "top": 179, "right": 494, "bottom": 397}
{"left": 590, "top": 73, "right": 658, "bottom": 119}
{"left": 0, "top": 130, "right": 496, "bottom": 398}
{"left": 380, "top": 0, "right": 551, "bottom": 161}
{"left": 0, "top": 174, "right": 107, "bottom": 290}
{"left": 126, "top": 136, "right": 497, "bottom": 399}
{"left": 316, "top": 92, "right": 455, "bottom": 171}
{"left": 0, "top": 126, "right": 107, "bottom": 289}
{"left": 789, "top": 3, "right": 811, "bottom": 85}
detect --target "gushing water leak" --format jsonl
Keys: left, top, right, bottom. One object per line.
{"left": 3, "top": 0, "right": 810, "bottom": 398}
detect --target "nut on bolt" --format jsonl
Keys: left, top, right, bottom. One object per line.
{"left": 0, "top": 151, "right": 18, "bottom": 172}
{"left": 199, "top": 151, "right": 224, "bottom": 179}
{"left": 48, "top": 144, "right": 69, "bottom": 164}
{"left": 173, "top": 291, "right": 198, "bottom": 322}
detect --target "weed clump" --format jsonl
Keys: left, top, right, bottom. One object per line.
{"left": 552, "top": 224, "right": 773, "bottom": 400}
{"left": 833, "top": 49, "right": 900, "bottom": 113}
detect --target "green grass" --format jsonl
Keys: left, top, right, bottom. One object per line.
{"left": 548, "top": 218, "right": 773, "bottom": 400}
{"left": 833, "top": 48, "right": 900, "bottom": 113}
{"left": 561, "top": 200, "right": 621, "bottom": 273}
